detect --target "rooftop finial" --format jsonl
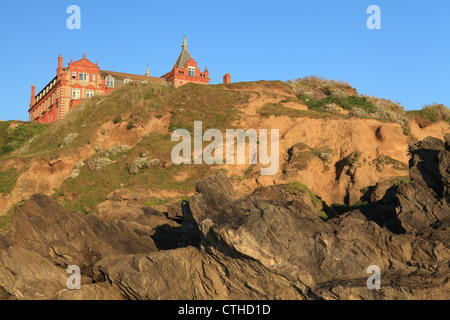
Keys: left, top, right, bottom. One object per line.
{"left": 182, "top": 35, "right": 188, "bottom": 48}
{"left": 145, "top": 63, "right": 150, "bottom": 76}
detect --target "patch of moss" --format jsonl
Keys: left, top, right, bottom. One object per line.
{"left": 0, "top": 201, "right": 24, "bottom": 232}
{"left": 0, "top": 168, "right": 23, "bottom": 195}
{"left": 283, "top": 181, "right": 320, "bottom": 207}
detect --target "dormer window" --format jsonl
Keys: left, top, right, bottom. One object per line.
{"left": 188, "top": 66, "right": 195, "bottom": 77}
{"left": 72, "top": 72, "right": 76, "bottom": 79}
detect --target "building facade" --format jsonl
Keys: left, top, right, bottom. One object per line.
{"left": 162, "top": 37, "right": 210, "bottom": 87}
{"left": 29, "top": 37, "right": 216, "bottom": 124}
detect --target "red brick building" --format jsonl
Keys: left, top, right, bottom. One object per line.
{"left": 29, "top": 37, "right": 214, "bottom": 124}
{"left": 162, "top": 36, "right": 210, "bottom": 87}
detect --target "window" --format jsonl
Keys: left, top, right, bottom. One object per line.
{"left": 106, "top": 76, "right": 114, "bottom": 88}
{"left": 86, "top": 90, "right": 94, "bottom": 99}
{"left": 79, "top": 73, "right": 88, "bottom": 81}
{"left": 124, "top": 79, "right": 130, "bottom": 84}
{"left": 188, "top": 67, "right": 195, "bottom": 77}
{"left": 72, "top": 88, "right": 81, "bottom": 99}
{"left": 91, "top": 74, "right": 95, "bottom": 81}
{"left": 72, "top": 72, "right": 77, "bottom": 79}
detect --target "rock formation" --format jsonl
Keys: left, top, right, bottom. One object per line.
{"left": 0, "top": 135, "right": 448, "bottom": 300}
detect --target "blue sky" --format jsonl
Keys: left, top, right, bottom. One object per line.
{"left": 0, "top": 0, "right": 449, "bottom": 121}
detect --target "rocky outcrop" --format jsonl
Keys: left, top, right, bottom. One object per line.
{"left": 0, "top": 136, "right": 448, "bottom": 300}
{"left": 0, "top": 194, "right": 173, "bottom": 299}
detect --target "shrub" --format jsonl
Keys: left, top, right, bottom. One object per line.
{"left": 87, "top": 157, "right": 112, "bottom": 171}
{"left": 392, "top": 177, "right": 413, "bottom": 186}
{"left": 113, "top": 116, "right": 122, "bottom": 124}
{"left": 407, "top": 103, "right": 450, "bottom": 128}
{"left": 127, "top": 121, "right": 135, "bottom": 130}
{"left": 59, "top": 133, "right": 78, "bottom": 148}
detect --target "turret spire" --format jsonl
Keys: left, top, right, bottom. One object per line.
{"left": 145, "top": 64, "right": 150, "bottom": 76}
{"left": 175, "top": 36, "right": 193, "bottom": 69}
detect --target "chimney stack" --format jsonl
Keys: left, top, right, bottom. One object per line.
{"left": 223, "top": 73, "right": 231, "bottom": 84}
{"left": 57, "top": 55, "right": 63, "bottom": 80}
{"left": 30, "top": 84, "right": 36, "bottom": 107}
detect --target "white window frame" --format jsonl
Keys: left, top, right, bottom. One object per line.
{"left": 124, "top": 78, "right": 130, "bottom": 84}
{"left": 106, "top": 76, "right": 114, "bottom": 88}
{"left": 79, "top": 72, "right": 88, "bottom": 82}
{"left": 72, "top": 72, "right": 77, "bottom": 79}
{"left": 188, "top": 66, "right": 195, "bottom": 77}
{"left": 72, "top": 88, "right": 81, "bottom": 99}
{"left": 86, "top": 90, "right": 94, "bottom": 99}
{"left": 91, "top": 74, "right": 95, "bottom": 81}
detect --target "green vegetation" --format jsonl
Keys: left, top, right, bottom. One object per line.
{"left": 300, "top": 95, "right": 377, "bottom": 114}
{"left": 0, "top": 121, "right": 49, "bottom": 158}
{"left": 258, "top": 103, "right": 348, "bottom": 119}
{"left": 406, "top": 103, "right": 450, "bottom": 128}
{"left": 1, "top": 82, "right": 250, "bottom": 213}
{"left": 0, "top": 168, "right": 23, "bottom": 195}
{"left": 127, "top": 121, "right": 135, "bottom": 130}
{"left": 347, "top": 151, "right": 361, "bottom": 165}
{"left": 282, "top": 181, "right": 321, "bottom": 207}
{"left": 0, "top": 201, "right": 24, "bottom": 232}
{"left": 143, "top": 197, "right": 171, "bottom": 207}
{"left": 392, "top": 177, "right": 413, "bottom": 186}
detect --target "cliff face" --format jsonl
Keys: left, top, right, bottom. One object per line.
{"left": 0, "top": 135, "right": 448, "bottom": 300}
{"left": 1, "top": 81, "right": 448, "bottom": 217}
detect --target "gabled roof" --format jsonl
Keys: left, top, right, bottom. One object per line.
{"left": 175, "top": 36, "right": 194, "bottom": 69}
{"left": 99, "top": 70, "right": 167, "bottom": 83}
{"left": 70, "top": 54, "right": 98, "bottom": 68}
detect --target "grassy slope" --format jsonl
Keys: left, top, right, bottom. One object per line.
{"left": 34, "top": 82, "right": 249, "bottom": 212}
{"left": 0, "top": 78, "right": 448, "bottom": 214}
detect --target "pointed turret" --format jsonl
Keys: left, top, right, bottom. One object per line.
{"left": 175, "top": 36, "right": 193, "bottom": 69}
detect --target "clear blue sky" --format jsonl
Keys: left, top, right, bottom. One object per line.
{"left": 0, "top": 0, "right": 449, "bottom": 121}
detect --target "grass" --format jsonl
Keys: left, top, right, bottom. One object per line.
{"left": 258, "top": 103, "right": 348, "bottom": 119}
{"left": 406, "top": 103, "right": 450, "bottom": 128}
{"left": 58, "top": 131, "right": 225, "bottom": 213}
{"left": 0, "top": 121, "right": 49, "bottom": 158}
{"left": 299, "top": 95, "right": 377, "bottom": 114}
{"left": 392, "top": 177, "right": 413, "bottom": 186}
{"left": 282, "top": 181, "right": 321, "bottom": 207}
{"left": 0, "top": 168, "right": 23, "bottom": 195}
{"left": 143, "top": 197, "right": 171, "bottom": 207}
{"left": 0, "top": 201, "right": 24, "bottom": 232}
{"left": 347, "top": 151, "right": 362, "bottom": 165}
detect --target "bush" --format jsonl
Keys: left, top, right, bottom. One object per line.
{"left": 127, "top": 121, "right": 135, "bottom": 130}
{"left": 113, "top": 116, "right": 122, "bottom": 124}
{"left": 59, "top": 133, "right": 78, "bottom": 148}
{"left": 407, "top": 103, "right": 450, "bottom": 128}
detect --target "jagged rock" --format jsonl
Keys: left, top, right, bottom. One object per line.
{"left": 0, "top": 136, "right": 448, "bottom": 300}
{"left": 0, "top": 194, "right": 170, "bottom": 299}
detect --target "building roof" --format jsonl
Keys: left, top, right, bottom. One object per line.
{"left": 99, "top": 70, "right": 167, "bottom": 83}
{"left": 175, "top": 36, "right": 194, "bottom": 69}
